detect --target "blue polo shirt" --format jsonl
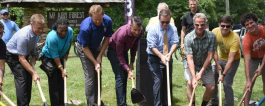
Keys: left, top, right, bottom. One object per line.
{"left": 146, "top": 23, "right": 179, "bottom": 55}
{"left": 77, "top": 14, "right": 112, "bottom": 50}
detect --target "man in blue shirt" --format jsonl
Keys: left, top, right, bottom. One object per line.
{"left": 76, "top": 5, "right": 112, "bottom": 106}
{"left": 5, "top": 14, "right": 45, "bottom": 106}
{"left": 146, "top": 9, "right": 179, "bottom": 106}
{"left": 0, "top": 9, "right": 20, "bottom": 44}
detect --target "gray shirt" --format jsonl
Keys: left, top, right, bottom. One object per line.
{"left": 7, "top": 25, "right": 40, "bottom": 56}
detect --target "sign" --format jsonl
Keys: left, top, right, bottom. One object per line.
{"left": 47, "top": 11, "right": 86, "bottom": 28}
{"left": 124, "top": 0, "right": 134, "bottom": 24}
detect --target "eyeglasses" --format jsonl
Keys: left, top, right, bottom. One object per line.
{"left": 161, "top": 21, "right": 170, "bottom": 24}
{"left": 195, "top": 23, "right": 205, "bottom": 27}
{"left": 220, "top": 25, "right": 231, "bottom": 28}
{"left": 0, "top": 31, "right": 4, "bottom": 35}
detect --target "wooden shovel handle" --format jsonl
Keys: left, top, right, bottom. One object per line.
{"left": 189, "top": 86, "right": 196, "bottom": 106}
{"left": 166, "top": 62, "right": 171, "bottom": 106}
{"left": 97, "top": 69, "right": 101, "bottom": 106}
{"left": 0, "top": 91, "right": 16, "bottom": 106}
{"left": 131, "top": 78, "right": 135, "bottom": 88}
{"left": 238, "top": 73, "right": 258, "bottom": 106}
{"left": 31, "top": 63, "right": 47, "bottom": 103}
{"left": 219, "top": 71, "right": 222, "bottom": 106}
{"left": 63, "top": 59, "right": 67, "bottom": 105}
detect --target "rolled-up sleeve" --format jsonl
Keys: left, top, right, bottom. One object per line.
{"left": 147, "top": 28, "right": 158, "bottom": 49}
{"left": 170, "top": 26, "right": 179, "bottom": 45}
{"left": 184, "top": 36, "right": 193, "bottom": 55}
{"left": 78, "top": 29, "right": 91, "bottom": 48}
{"left": 208, "top": 33, "right": 217, "bottom": 52}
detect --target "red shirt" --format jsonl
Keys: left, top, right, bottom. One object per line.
{"left": 243, "top": 25, "right": 265, "bottom": 58}
{"left": 109, "top": 24, "right": 143, "bottom": 70}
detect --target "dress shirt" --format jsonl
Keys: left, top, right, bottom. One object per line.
{"left": 109, "top": 24, "right": 143, "bottom": 70}
{"left": 146, "top": 23, "right": 179, "bottom": 55}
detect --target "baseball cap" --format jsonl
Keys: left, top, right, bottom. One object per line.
{"left": 1, "top": 9, "right": 8, "bottom": 14}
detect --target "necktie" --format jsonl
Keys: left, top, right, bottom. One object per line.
{"left": 163, "top": 29, "right": 168, "bottom": 55}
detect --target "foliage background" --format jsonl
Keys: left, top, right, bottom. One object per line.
{"left": 1, "top": 0, "right": 265, "bottom": 40}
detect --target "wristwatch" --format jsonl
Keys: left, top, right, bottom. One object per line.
{"left": 222, "top": 73, "right": 226, "bottom": 77}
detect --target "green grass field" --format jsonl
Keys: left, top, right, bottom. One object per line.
{"left": 1, "top": 45, "right": 265, "bottom": 106}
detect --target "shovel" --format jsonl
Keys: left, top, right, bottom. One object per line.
{"left": 219, "top": 71, "right": 222, "bottom": 106}
{"left": 97, "top": 69, "right": 101, "bottom": 106}
{"left": 0, "top": 91, "right": 16, "bottom": 106}
{"left": 189, "top": 85, "right": 197, "bottom": 106}
{"left": 238, "top": 73, "right": 258, "bottom": 106}
{"left": 131, "top": 78, "right": 146, "bottom": 104}
{"left": 63, "top": 59, "right": 67, "bottom": 106}
{"left": 31, "top": 63, "right": 48, "bottom": 106}
{"left": 166, "top": 62, "right": 171, "bottom": 105}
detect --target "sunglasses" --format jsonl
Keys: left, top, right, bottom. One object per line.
{"left": 220, "top": 25, "right": 231, "bottom": 28}
{"left": 2, "top": 14, "right": 8, "bottom": 16}
{"left": 161, "top": 21, "right": 170, "bottom": 24}
{"left": 195, "top": 23, "right": 205, "bottom": 27}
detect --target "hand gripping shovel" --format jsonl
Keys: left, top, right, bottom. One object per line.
{"left": 219, "top": 71, "right": 222, "bottom": 106}
{"left": 31, "top": 64, "right": 48, "bottom": 106}
{"left": 166, "top": 62, "right": 171, "bottom": 106}
{"left": 131, "top": 78, "right": 146, "bottom": 104}
{"left": 189, "top": 85, "right": 197, "bottom": 106}
{"left": 0, "top": 91, "right": 16, "bottom": 106}
{"left": 238, "top": 73, "right": 258, "bottom": 106}
{"left": 63, "top": 59, "right": 67, "bottom": 106}
{"left": 97, "top": 69, "right": 101, "bottom": 106}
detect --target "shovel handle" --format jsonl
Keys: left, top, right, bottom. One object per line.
{"left": 31, "top": 63, "right": 47, "bottom": 104}
{"left": 97, "top": 69, "right": 101, "bottom": 106}
{"left": 63, "top": 59, "right": 67, "bottom": 105}
{"left": 0, "top": 91, "right": 16, "bottom": 106}
{"left": 238, "top": 73, "right": 258, "bottom": 106}
{"left": 166, "top": 62, "right": 171, "bottom": 106}
{"left": 189, "top": 86, "right": 196, "bottom": 106}
{"left": 131, "top": 78, "right": 135, "bottom": 88}
{"left": 219, "top": 71, "right": 222, "bottom": 106}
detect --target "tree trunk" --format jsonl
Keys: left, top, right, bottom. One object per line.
{"left": 226, "top": 0, "right": 230, "bottom": 16}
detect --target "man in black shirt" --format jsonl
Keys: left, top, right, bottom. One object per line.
{"left": 0, "top": 21, "right": 6, "bottom": 91}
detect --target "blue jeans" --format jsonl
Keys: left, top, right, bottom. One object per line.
{"left": 147, "top": 54, "right": 173, "bottom": 106}
{"left": 107, "top": 47, "right": 128, "bottom": 106}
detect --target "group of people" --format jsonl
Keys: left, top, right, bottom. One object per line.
{"left": 0, "top": 0, "right": 265, "bottom": 106}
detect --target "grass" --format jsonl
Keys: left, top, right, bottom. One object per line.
{"left": 1, "top": 45, "right": 265, "bottom": 106}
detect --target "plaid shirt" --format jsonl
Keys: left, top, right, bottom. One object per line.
{"left": 184, "top": 30, "right": 216, "bottom": 66}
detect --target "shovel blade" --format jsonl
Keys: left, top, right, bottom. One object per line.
{"left": 131, "top": 88, "right": 146, "bottom": 104}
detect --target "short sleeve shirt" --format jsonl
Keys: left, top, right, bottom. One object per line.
{"left": 181, "top": 10, "right": 206, "bottom": 35}
{"left": 0, "top": 39, "right": 6, "bottom": 59}
{"left": 212, "top": 27, "right": 240, "bottom": 60}
{"left": 6, "top": 25, "right": 40, "bottom": 56}
{"left": 184, "top": 30, "right": 216, "bottom": 66}
{"left": 243, "top": 26, "right": 265, "bottom": 58}
{"left": 42, "top": 27, "right": 73, "bottom": 59}
{"left": 77, "top": 14, "right": 112, "bottom": 50}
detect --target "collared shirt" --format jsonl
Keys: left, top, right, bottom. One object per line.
{"left": 181, "top": 10, "right": 205, "bottom": 35}
{"left": 146, "top": 23, "right": 179, "bottom": 55}
{"left": 109, "top": 24, "right": 143, "bottom": 70}
{"left": 42, "top": 27, "right": 73, "bottom": 59}
{"left": 184, "top": 30, "right": 216, "bottom": 66}
{"left": 6, "top": 25, "right": 40, "bottom": 56}
{"left": 77, "top": 14, "right": 112, "bottom": 50}
{"left": 0, "top": 39, "right": 6, "bottom": 59}
{"left": 145, "top": 16, "right": 175, "bottom": 32}
{"left": 0, "top": 20, "right": 20, "bottom": 44}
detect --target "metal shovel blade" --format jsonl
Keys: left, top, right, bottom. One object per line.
{"left": 131, "top": 88, "right": 146, "bottom": 104}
